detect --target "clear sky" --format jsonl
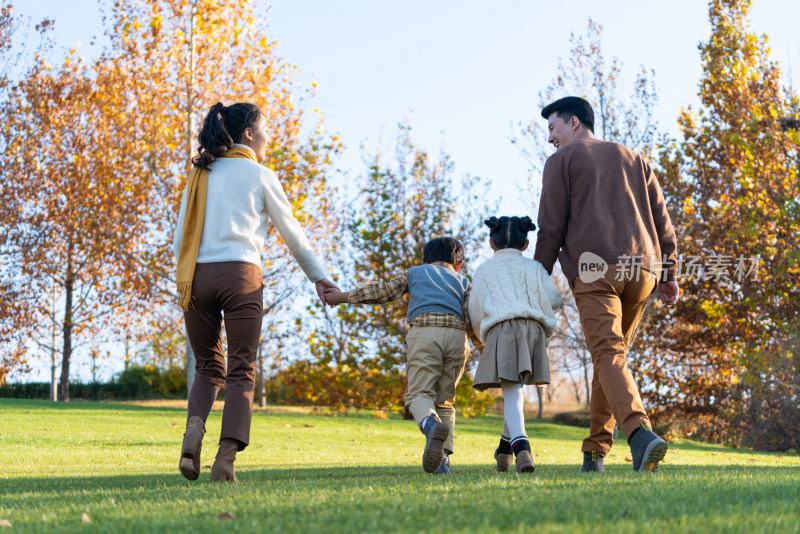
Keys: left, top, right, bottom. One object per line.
{"left": 10, "top": 0, "right": 800, "bottom": 381}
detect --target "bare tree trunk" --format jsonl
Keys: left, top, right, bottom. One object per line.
{"left": 255, "top": 344, "right": 265, "bottom": 407}
{"left": 49, "top": 290, "right": 58, "bottom": 402}
{"left": 536, "top": 386, "right": 544, "bottom": 419}
{"left": 49, "top": 346, "right": 58, "bottom": 402}
{"left": 184, "top": 0, "right": 199, "bottom": 395}
{"left": 582, "top": 349, "right": 591, "bottom": 407}
{"left": 59, "top": 276, "right": 73, "bottom": 402}
{"left": 185, "top": 328, "right": 195, "bottom": 397}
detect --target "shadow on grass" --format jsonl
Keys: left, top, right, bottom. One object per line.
{"left": 4, "top": 462, "right": 799, "bottom": 495}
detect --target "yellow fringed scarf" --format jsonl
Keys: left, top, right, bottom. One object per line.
{"left": 176, "top": 145, "right": 258, "bottom": 310}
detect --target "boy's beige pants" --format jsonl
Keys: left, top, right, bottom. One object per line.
{"left": 572, "top": 265, "right": 658, "bottom": 456}
{"left": 404, "top": 326, "right": 471, "bottom": 453}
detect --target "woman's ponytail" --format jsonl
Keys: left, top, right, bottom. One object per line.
{"left": 192, "top": 102, "right": 262, "bottom": 170}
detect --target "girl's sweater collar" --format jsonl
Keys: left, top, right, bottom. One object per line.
{"left": 493, "top": 248, "right": 523, "bottom": 258}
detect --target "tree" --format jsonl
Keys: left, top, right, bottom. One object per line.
{"left": 643, "top": 0, "right": 800, "bottom": 442}
{"left": 2, "top": 47, "right": 158, "bottom": 400}
{"left": 512, "top": 18, "right": 660, "bottom": 409}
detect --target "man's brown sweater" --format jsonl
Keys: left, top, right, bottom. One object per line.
{"left": 533, "top": 138, "right": 677, "bottom": 285}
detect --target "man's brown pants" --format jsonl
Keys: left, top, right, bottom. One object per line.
{"left": 184, "top": 262, "right": 263, "bottom": 451}
{"left": 572, "top": 265, "right": 657, "bottom": 456}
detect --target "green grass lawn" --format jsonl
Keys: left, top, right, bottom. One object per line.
{"left": 1, "top": 398, "right": 798, "bottom": 533}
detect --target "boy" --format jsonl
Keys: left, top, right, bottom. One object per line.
{"left": 324, "top": 237, "right": 483, "bottom": 474}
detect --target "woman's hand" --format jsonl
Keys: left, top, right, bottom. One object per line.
{"left": 314, "top": 278, "right": 340, "bottom": 306}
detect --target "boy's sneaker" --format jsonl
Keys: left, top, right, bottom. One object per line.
{"left": 581, "top": 451, "right": 605, "bottom": 473}
{"left": 434, "top": 453, "right": 451, "bottom": 475}
{"left": 494, "top": 448, "right": 513, "bottom": 472}
{"left": 629, "top": 424, "right": 668, "bottom": 472}
{"left": 421, "top": 416, "right": 449, "bottom": 473}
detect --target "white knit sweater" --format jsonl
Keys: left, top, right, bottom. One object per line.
{"left": 468, "top": 248, "right": 562, "bottom": 342}
{"left": 173, "top": 144, "right": 327, "bottom": 282}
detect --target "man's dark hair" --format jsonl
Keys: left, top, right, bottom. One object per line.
{"left": 422, "top": 237, "right": 465, "bottom": 265}
{"left": 541, "top": 96, "right": 595, "bottom": 133}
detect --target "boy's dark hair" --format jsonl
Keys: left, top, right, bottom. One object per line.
{"left": 541, "top": 96, "right": 595, "bottom": 133}
{"left": 422, "top": 237, "right": 465, "bottom": 265}
{"left": 484, "top": 216, "right": 536, "bottom": 250}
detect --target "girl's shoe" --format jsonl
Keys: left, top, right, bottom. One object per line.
{"left": 515, "top": 450, "right": 535, "bottom": 473}
{"left": 210, "top": 442, "right": 239, "bottom": 482}
{"left": 494, "top": 448, "right": 513, "bottom": 472}
{"left": 179, "top": 416, "right": 205, "bottom": 481}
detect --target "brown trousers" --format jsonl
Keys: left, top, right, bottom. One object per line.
{"left": 184, "top": 262, "right": 263, "bottom": 451}
{"left": 572, "top": 265, "right": 657, "bottom": 456}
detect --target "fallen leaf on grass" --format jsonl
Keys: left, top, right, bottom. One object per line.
{"left": 372, "top": 411, "right": 387, "bottom": 419}
{"left": 217, "top": 513, "right": 236, "bottom": 521}
{"left": 0, "top": 519, "right": 12, "bottom": 527}
{"left": 624, "top": 457, "right": 632, "bottom": 463}
{"left": 304, "top": 424, "right": 314, "bottom": 428}
{"left": 171, "top": 422, "right": 178, "bottom": 428}
{"left": 82, "top": 513, "right": 91, "bottom": 523}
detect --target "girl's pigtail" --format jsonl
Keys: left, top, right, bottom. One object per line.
{"left": 519, "top": 216, "right": 536, "bottom": 233}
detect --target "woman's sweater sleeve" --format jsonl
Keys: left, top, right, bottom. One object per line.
{"left": 261, "top": 168, "right": 327, "bottom": 283}
{"left": 172, "top": 185, "right": 189, "bottom": 259}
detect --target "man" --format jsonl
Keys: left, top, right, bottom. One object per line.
{"left": 533, "top": 96, "right": 679, "bottom": 473}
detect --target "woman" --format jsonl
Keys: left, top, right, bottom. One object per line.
{"left": 174, "top": 102, "right": 337, "bottom": 482}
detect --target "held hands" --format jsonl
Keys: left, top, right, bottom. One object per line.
{"left": 314, "top": 278, "right": 340, "bottom": 306}
{"left": 323, "top": 287, "right": 349, "bottom": 307}
{"left": 659, "top": 281, "right": 679, "bottom": 307}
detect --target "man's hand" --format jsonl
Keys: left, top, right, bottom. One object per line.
{"left": 314, "top": 278, "right": 340, "bottom": 306}
{"left": 659, "top": 281, "right": 679, "bottom": 307}
{"left": 323, "top": 287, "right": 349, "bottom": 306}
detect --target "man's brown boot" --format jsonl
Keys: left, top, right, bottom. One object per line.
{"left": 210, "top": 442, "right": 238, "bottom": 482}
{"left": 515, "top": 450, "right": 535, "bottom": 473}
{"left": 179, "top": 416, "right": 205, "bottom": 481}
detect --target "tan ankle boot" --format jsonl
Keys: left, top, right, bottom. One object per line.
{"left": 515, "top": 450, "right": 535, "bottom": 473}
{"left": 495, "top": 448, "right": 513, "bottom": 472}
{"left": 210, "top": 442, "right": 238, "bottom": 482}
{"left": 179, "top": 416, "right": 205, "bottom": 481}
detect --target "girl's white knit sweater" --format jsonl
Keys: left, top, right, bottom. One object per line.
{"left": 173, "top": 144, "right": 326, "bottom": 282}
{"left": 468, "top": 248, "right": 562, "bottom": 342}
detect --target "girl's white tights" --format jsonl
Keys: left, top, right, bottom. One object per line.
{"left": 501, "top": 381, "right": 526, "bottom": 440}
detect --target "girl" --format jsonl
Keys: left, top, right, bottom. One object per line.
{"left": 468, "top": 216, "right": 561, "bottom": 473}
{"left": 174, "top": 102, "right": 338, "bottom": 482}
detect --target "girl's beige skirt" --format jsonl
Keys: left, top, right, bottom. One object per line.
{"left": 473, "top": 318, "right": 550, "bottom": 391}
